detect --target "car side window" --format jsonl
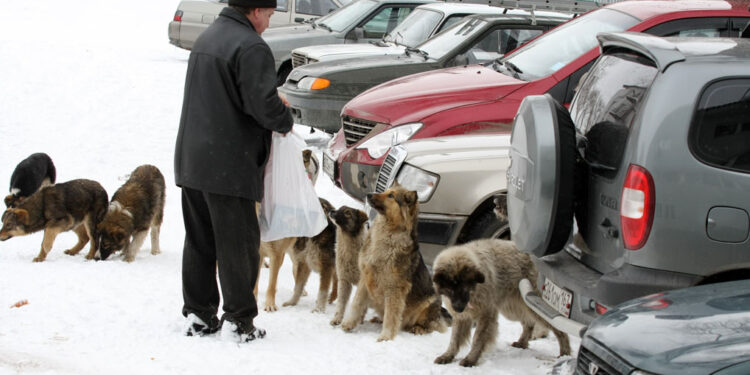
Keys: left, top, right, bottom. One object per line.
{"left": 362, "top": 7, "right": 413, "bottom": 39}
{"left": 436, "top": 15, "right": 469, "bottom": 33}
{"left": 299, "top": 0, "right": 338, "bottom": 16}
{"left": 570, "top": 52, "right": 658, "bottom": 176}
{"left": 277, "top": 0, "right": 289, "bottom": 12}
{"left": 689, "top": 79, "right": 750, "bottom": 173}
{"left": 644, "top": 17, "right": 729, "bottom": 37}
{"left": 454, "top": 27, "right": 543, "bottom": 65}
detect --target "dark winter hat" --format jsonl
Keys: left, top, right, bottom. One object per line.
{"left": 229, "top": 0, "right": 277, "bottom": 8}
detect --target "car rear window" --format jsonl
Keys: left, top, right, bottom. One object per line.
{"left": 570, "top": 52, "right": 658, "bottom": 177}
{"left": 690, "top": 78, "right": 750, "bottom": 173}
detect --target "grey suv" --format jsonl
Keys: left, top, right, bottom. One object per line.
{"left": 507, "top": 32, "right": 750, "bottom": 336}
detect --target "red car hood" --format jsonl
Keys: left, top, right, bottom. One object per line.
{"left": 342, "top": 64, "right": 525, "bottom": 125}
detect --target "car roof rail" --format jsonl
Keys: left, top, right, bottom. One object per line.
{"left": 442, "top": 0, "right": 617, "bottom": 14}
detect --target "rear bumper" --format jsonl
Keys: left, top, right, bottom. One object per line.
{"left": 525, "top": 249, "right": 701, "bottom": 334}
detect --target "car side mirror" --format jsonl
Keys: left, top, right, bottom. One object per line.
{"left": 346, "top": 27, "right": 364, "bottom": 41}
{"left": 295, "top": 17, "right": 305, "bottom": 23}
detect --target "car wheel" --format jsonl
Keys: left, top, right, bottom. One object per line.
{"left": 459, "top": 205, "right": 510, "bottom": 243}
{"left": 277, "top": 62, "right": 292, "bottom": 87}
{"left": 507, "top": 94, "right": 577, "bottom": 258}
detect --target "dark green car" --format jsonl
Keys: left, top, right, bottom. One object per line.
{"left": 279, "top": 12, "right": 569, "bottom": 132}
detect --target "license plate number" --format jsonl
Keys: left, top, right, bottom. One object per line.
{"left": 322, "top": 153, "right": 335, "bottom": 179}
{"left": 542, "top": 278, "right": 573, "bottom": 318}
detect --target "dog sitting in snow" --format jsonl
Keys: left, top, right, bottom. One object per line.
{"left": 95, "top": 165, "right": 165, "bottom": 262}
{"left": 0, "top": 179, "right": 108, "bottom": 262}
{"left": 328, "top": 205, "right": 369, "bottom": 326}
{"left": 5, "top": 153, "right": 56, "bottom": 208}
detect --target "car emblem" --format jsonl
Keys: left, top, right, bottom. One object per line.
{"left": 588, "top": 362, "right": 599, "bottom": 375}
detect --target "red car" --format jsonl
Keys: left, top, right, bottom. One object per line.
{"left": 324, "top": 0, "right": 750, "bottom": 201}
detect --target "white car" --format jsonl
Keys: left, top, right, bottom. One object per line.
{"left": 290, "top": 2, "right": 565, "bottom": 68}
{"left": 168, "top": 0, "right": 351, "bottom": 50}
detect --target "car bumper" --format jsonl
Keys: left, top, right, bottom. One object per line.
{"left": 279, "top": 87, "right": 350, "bottom": 132}
{"left": 168, "top": 21, "right": 181, "bottom": 47}
{"left": 528, "top": 248, "right": 702, "bottom": 330}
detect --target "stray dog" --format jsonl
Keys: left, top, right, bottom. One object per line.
{"left": 282, "top": 198, "right": 338, "bottom": 313}
{"left": 492, "top": 193, "right": 507, "bottom": 222}
{"left": 432, "top": 239, "right": 571, "bottom": 367}
{"left": 5, "top": 153, "right": 56, "bottom": 208}
{"left": 96, "top": 165, "right": 165, "bottom": 262}
{"left": 0, "top": 179, "right": 108, "bottom": 262}
{"left": 302, "top": 149, "right": 319, "bottom": 185}
{"left": 328, "top": 205, "right": 369, "bottom": 325}
{"left": 341, "top": 186, "right": 446, "bottom": 341}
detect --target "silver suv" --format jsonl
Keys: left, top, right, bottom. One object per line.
{"left": 507, "top": 32, "right": 750, "bottom": 335}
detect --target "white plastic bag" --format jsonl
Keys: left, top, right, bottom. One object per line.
{"left": 259, "top": 131, "right": 327, "bottom": 242}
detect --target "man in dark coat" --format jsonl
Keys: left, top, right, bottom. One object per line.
{"left": 174, "top": 0, "right": 292, "bottom": 342}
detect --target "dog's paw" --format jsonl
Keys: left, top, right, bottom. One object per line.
{"left": 511, "top": 341, "right": 529, "bottom": 349}
{"left": 311, "top": 305, "right": 326, "bottom": 314}
{"left": 63, "top": 249, "right": 78, "bottom": 256}
{"left": 369, "top": 316, "right": 383, "bottom": 324}
{"left": 341, "top": 320, "right": 356, "bottom": 332}
{"left": 32, "top": 256, "right": 45, "bottom": 262}
{"left": 434, "top": 354, "right": 454, "bottom": 365}
{"left": 151, "top": 249, "right": 161, "bottom": 255}
{"left": 459, "top": 357, "right": 478, "bottom": 367}
{"left": 282, "top": 300, "right": 297, "bottom": 307}
{"left": 123, "top": 256, "right": 135, "bottom": 263}
{"left": 410, "top": 326, "right": 428, "bottom": 335}
{"left": 376, "top": 334, "right": 393, "bottom": 342}
{"left": 330, "top": 316, "right": 343, "bottom": 326}
{"left": 263, "top": 303, "right": 278, "bottom": 312}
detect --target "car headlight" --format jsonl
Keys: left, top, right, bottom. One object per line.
{"left": 297, "top": 77, "right": 330, "bottom": 90}
{"left": 356, "top": 123, "right": 422, "bottom": 159}
{"left": 396, "top": 163, "right": 438, "bottom": 202}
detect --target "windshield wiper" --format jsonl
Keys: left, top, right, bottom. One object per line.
{"left": 317, "top": 23, "right": 332, "bottom": 31}
{"left": 405, "top": 46, "right": 428, "bottom": 60}
{"left": 503, "top": 60, "right": 523, "bottom": 79}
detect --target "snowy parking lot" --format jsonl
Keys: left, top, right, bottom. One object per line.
{"left": 0, "top": 1, "right": 578, "bottom": 374}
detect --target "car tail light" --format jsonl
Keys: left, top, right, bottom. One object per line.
{"left": 174, "top": 10, "right": 183, "bottom": 22}
{"left": 594, "top": 302, "right": 608, "bottom": 315}
{"left": 621, "top": 164, "right": 655, "bottom": 250}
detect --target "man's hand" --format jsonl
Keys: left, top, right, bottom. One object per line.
{"left": 278, "top": 91, "right": 290, "bottom": 107}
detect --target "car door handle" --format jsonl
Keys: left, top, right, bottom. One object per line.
{"left": 598, "top": 218, "right": 619, "bottom": 239}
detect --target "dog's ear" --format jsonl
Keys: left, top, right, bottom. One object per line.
{"left": 3, "top": 195, "right": 11, "bottom": 208}
{"left": 469, "top": 268, "right": 485, "bottom": 284}
{"left": 432, "top": 270, "right": 450, "bottom": 286}
{"left": 407, "top": 191, "right": 418, "bottom": 205}
{"left": 14, "top": 209, "right": 30, "bottom": 226}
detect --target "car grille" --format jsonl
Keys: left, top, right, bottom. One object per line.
{"left": 375, "top": 145, "right": 407, "bottom": 193}
{"left": 291, "top": 52, "right": 318, "bottom": 68}
{"left": 342, "top": 115, "right": 379, "bottom": 146}
{"left": 575, "top": 347, "right": 622, "bottom": 375}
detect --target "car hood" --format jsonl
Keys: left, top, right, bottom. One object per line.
{"left": 401, "top": 133, "right": 511, "bottom": 168}
{"left": 287, "top": 53, "right": 426, "bottom": 80}
{"left": 343, "top": 64, "right": 525, "bottom": 125}
{"left": 584, "top": 280, "right": 750, "bottom": 375}
{"left": 294, "top": 43, "right": 406, "bottom": 61}
{"left": 263, "top": 24, "right": 333, "bottom": 43}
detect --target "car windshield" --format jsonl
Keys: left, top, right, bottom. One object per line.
{"left": 501, "top": 8, "right": 640, "bottom": 80}
{"left": 417, "top": 17, "right": 488, "bottom": 59}
{"left": 314, "top": 0, "right": 378, "bottom": 32}
{"left": 383, "top": 8, "right": 443, "bottom": 47}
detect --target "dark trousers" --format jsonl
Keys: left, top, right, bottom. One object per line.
{"left": 181, "top": 187, "right": 260, "bottom": 327}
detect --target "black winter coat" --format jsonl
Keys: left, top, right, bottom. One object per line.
{"left": 174, "top": 7, "right": 293, "bottom": 201}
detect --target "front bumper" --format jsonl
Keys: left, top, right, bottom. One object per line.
{"left": 526, "top": 248, "right": 702, "bottom": 331}
{"left": 279, "top": 87, "right": 351, "bottom": 132}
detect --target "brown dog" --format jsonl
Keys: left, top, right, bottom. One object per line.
{"left": 0, "top": 179, "right": 108, "bottom": 262}
{"left": 282, "top": 198, "right": 338, "bottom": 313}
{"left": 95, "top": 165, "right": 165, "bottom": 262}
{"left": 328, "top": 205, "right": 369, "bottom": 325}
{"left": 432, "top": 239, "right": 571, "bottom": 367}
{"left": 302, "top": 149, "right": 319, "bottom": 185}
{"left": 341, "top": 186, "right": 446, "bottom": 341}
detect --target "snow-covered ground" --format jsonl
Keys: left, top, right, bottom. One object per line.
{"left": 0, "top": 1, "right": 578, "bottom": 374}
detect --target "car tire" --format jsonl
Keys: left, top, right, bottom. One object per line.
{"left": 460, "top": 204, "right": 510, "bottom": 243}
{"left": 507, "top": 95, "right": 577, "bottom": 258}
{"left": 277, "top": 62, "right": 292, "bottom": 87}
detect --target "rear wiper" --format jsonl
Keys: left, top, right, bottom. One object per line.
{"left": 317, "top": 23, "right": 332, "bottom": 31}
{"left": 405, "top": 46, "right": 428, "bottom": 59}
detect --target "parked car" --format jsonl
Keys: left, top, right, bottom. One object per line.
{"left": 509, "top": 32, "right": 750, "bottom": 341}
{"left": 168, "top": 0, "right": 351, "bottom": 50}
{"left": 324, "top": 0, "right": 750, "bottom": 202}
{"left": 281, "top": 12, "right": 569, "bottom": 133}
{"left": 170, "top": 0, "right": 432, "bottom": 85}
{"left": 362, "top": 133, "right": 512, "bottom": 266}
{"left": 562, "top": 280, "right": 750, "bottom": 375}
{"left": 289, "top": 2, "right": 539, "bottom": 69}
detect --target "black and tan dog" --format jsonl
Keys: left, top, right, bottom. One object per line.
{"left": 282, "top": 198, "right": 338, "bottom": 313}
{"left": 432, "top": 238, "right": 571, "bottom": 367}
{"left": 95, "top": 165, "right": 165, "bottom": 262}
{"left": 328, "top": 205, "right": 369, "bottom": 325}
{"left": 0, "top": 179, "right": 108, "bottom": 262}
{"left": 341, "top": 186, "right": 446, "bottom": 341}
{"left": 5, "top": 153, "right": 56, "bottom": 208}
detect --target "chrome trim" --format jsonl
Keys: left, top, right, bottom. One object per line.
{"left": 375, "top": 145, "right": 408, "bottom": 193}
{"left": 342, "top": 115, "right": 379, "bottom": 146}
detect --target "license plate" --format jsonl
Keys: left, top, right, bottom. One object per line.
{"left": 542, "top": 278, "right": 573, "bottom": 318}
{"left": 322, "top": 153, "right": 335, "bottom": 179}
